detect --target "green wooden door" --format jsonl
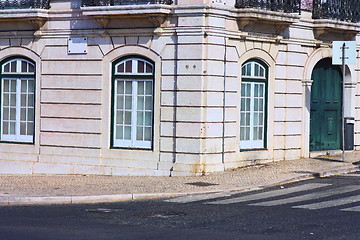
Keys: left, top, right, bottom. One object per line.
{"left": 310, "top": 58, "right": 342, "bottom": 151}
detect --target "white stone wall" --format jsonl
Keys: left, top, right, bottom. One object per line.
{"left": 0, "top": 0, "right": 358, "bottom": 176}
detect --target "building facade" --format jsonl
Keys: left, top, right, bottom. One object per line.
{"left": 0, "top": 0, "right": 359, "bottom": 176}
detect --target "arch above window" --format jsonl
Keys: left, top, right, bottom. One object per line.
{"left": 115, "top": 58, "right": 153, "bottom": 75}
{"left": 242, "top": 61, "right": 266, "bottom": 79}
{"left": 2, "top": 58, "right": 35, "bottom": 74}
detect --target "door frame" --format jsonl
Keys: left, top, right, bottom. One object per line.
{"left": 302, "top": 49, "right": 356, "bottom": 157}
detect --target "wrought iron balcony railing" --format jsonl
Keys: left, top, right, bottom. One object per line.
{"left": 82, "top": 0, "right": 173, "bottom": 7}
{"left": 0, "top": 0, "right": 50, "bottom": 9}
{"left": 312, "top": 0, "right": 360, "bottom": 22}
{"left": 235, "top": 0, "right": 301, "bottom": 13}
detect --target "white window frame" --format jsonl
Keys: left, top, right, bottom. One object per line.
{"left": 240, "top": 60, "right": 267, "bottom": 150}
{"left": 112, "top": 57, "right": 154, "bottom": 149}
{"left": 1, "top": 58, "right": 35, "bottom": 143}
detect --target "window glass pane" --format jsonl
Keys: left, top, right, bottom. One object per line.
{"left": 10, "top": 122, "right": 15, "bottom": 134}
{"left": 246, "top": 64, "right": 251, "bottom": 76}
{"left": 11, "top": 80, "right": 16, "bottom": 92}
{"left": 28, "top": 81, "right": 34, "bottom": 92}
{"left": 241, "top": 84, "right": 246, "bottom": 96}
{"left": 240, "top": 127, "right": 245, "bottom": 140}
{"left": 10, "top": 108, "right": 16, "bottom": 120}
{"left": 116, "top": 111, "right": 124, "bottom": 124}
{"left": 125, "top": 60, "right": 132, "bottom": 73}
{"left": 253, "top": 127, "right": 258, "bottom": 140}
{"left": 145, "top": 96, "right": 152, "bottom": 110}
{"left": 144, "top": 127, "right": 151, "bottom": 141}
{"left": 27, "top": 123, "right": 33, "bottom": 136}
{"left": 28, "top": 95, "right": 34, "bottom": 107}
{"left": 116, "top": 126, "right": 123, "bottom": 139}
{"left": 3, "top": 122, "right": 8, "bottom": 134}
{"left": 3, "top": 80, "right": 9, "bottom": 92}
{"left": 138, "top": 82, "right": 144, "bottom": 95}
{"left": 124, "top": 111, "right": 131, "bottom": 125}
{"left": 20, "top": 108, "right": 26, "bottom": 121}
{"left": 240, "top": 113, "right": 246, "bottom": 126}
{"left": 125, "top": 96, "right": 132, "bottom": 109}
{"left": 138, "top": 61, "right": 144, "bottom": 73}
{"left": 124, "top": 126, "right": 131, "bottom": 140}
{"left": 10, "top": 94, "right": 16, "bottom": 106}
{"left": 4, "top": 63, "right": 9, "bottom": 72}
{"left": 241, "top": 99, "right": 245, "bottom": 111}
{"left": 3, "top": 108, "right": 9, "bottom": 120}
{"left": 137, "top": 112, "right": 144, "bottom": 125}
{"left": 27, "top": 108, "right": 34, "bottom": 121}
{"left": 259, "top": 99, "right": 263, "bottom": 111}
{"left": 137, "top": 96, "right": 144, "bottom": 110}
{"left": 117, "top": 63, "right": 125, "bottom": 73}
{"left": 117, "top": 81, "right": 124, "bottom": 94}
{"left": 145, "top": 81, "right": 152, "bottom": 95}
{"left": 254, "top": 84, "right": 258, "bottom": 97}
{"left": 20, "top": 122, "right": 26, "bottom": 135}
{"left": 21, "top": 94, "right": 26, "bottom": 107}
{"left": 21, "top": 81, "right": 27, "bottom": 93}
{"left": 125, "top": 81, "right": 132, "bottom": 94}
{"left": 117, "top": 96, "right": 124, "bottom": 109}
{"left": 246, "top": 127, "right": 250, "bottom": 140}
{"left": 254, "top": 64, "right": 259, "bottom": 76}
{"left": 246, "top": 99, "right": 250, "bottom": 111}
{"left": 28, "top": 63, "right": 35, "bottom": 73}
{"left": 259, "top": 84, "right": 264, "bottom": 97}
{"left": 246, "top": 113, "right": 250, "bottom": 125}
{"left": 136, "top": 127, "right": 143, "bottom": 140}
{"left": 146, "top": 63, "right": 152, "bottom": 73}
{"left": 254, "top": 98, "right": 258, "bottom": 111}
{"left": 3, "top": 94, "right": 9, "bottom": 106}
{"left": 145, "top": 112, "right": 152, "bottom": 126}
{"left": 10, "top": 61, "right": 16, "bottom": 72}
{"left": 258, "top": 127, "right": 263, "bottom": 140}
{"left": 21, "top": 61, "right": 27, "bottom": 73}
{"left": 260, "top": 67, "right": 264, "bottom": 77}
{"left": 254, "top": 113, "right": 258, "bottom": 125}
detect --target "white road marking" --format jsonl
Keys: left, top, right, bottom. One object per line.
{"left": 206, "top": 183, "right": 330, "bottom": 205}
{"left": 250, "top": 185, "right": 360, "bottom": 206}
{"left": 293, "top": 195, "right": 360, "bottom": 210}
{"left": 341, "top": 206, "right": 360, "bottom": 212}
{"left": 342, "top": 174, "right": 360, "bottom": 177}
{"left": 165, "top": 192, "right": 234, "bottom": 203}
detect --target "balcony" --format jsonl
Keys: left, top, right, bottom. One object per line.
{"left": 81, "top": 0, "right": 173, "bottom": 6}
{"left": 312, "top": 0, "right": 360, "bottom": 40}
{"left": 0, "top": 0, "right": 50, "bottom": 9}
{"left": 234, "top": 0, "right": 301, "bottom": 35}
{"left": 235, "top": 0, "right": 301, "bottom": 13}
{"left": 312, "top": 0, "right": 360, "bottom": 23}
{"left": 0, "top": 0, "right": 49, "bottom": 28}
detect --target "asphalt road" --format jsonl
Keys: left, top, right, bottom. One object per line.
{"left": 0, "top": 174, "right": 359, "bottom": 240}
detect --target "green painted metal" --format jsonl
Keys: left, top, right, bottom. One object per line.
{"left": 310, "top": 58, "right": 342, "bottom": 151}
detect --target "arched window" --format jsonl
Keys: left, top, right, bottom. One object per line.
{"left": 0, "top": 58, "right": 35, "bottom": 143}
{"left": 240, "top": 60, "right": 267, "bottom": 150}
{"left": 111, "top": 56, "right": 154, "bottom": 149}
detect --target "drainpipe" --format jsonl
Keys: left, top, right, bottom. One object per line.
{"left": 221, "top": 37, "right": 227, "bottom": 169}
{"left": 169, "top": 32, "right": 178, "bottom": 176}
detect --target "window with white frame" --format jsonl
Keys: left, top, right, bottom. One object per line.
{"left": 240, "top": 60, "right": 267, "bottom": 150}
{"left": 112, "top": 57, "right": 154, "bottom": 149}
{"left": 1, "top": 58, "right": 35, "bottom": 143}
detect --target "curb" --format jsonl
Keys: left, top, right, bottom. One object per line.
{"left": 0, "top": 165, "right": 358, "bottom": 206}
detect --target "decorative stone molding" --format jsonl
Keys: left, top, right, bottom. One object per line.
{"left": 302, "top": 79, "right": 313, "bottom": 87}
{"left": 313, "top": 19, "right": 360, "bottom": 40}
{"left": 235, "top": 8, "right": 300, "bottom": 35}
{"left": 81, "top": 4, "right": 172, "bottom": 36}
